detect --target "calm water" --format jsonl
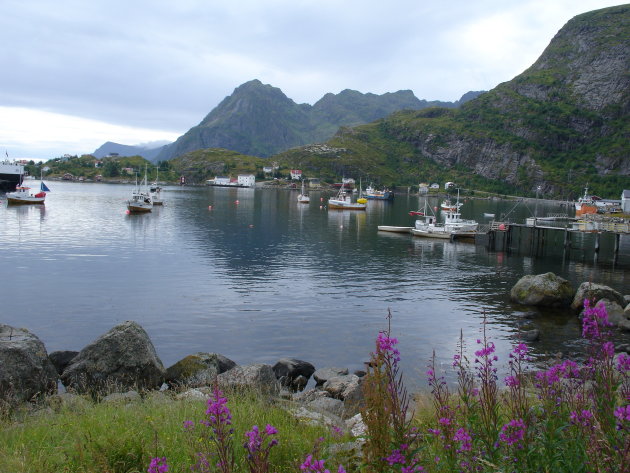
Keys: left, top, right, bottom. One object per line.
{"left": 1, "top": 182, "right": 629, "bottom": 388}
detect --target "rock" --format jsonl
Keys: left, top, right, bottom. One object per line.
{"left": 625, "top": 303, "right": 630, "bottom": 318}
{"left": 624, "top": 295, "right": 630, "bottom": 306}
{"left": 307, "top": 397, "right": 345, "bottom": 419}
{"left": 166, "top": 352, "right": 236, "bottom": 387}
{"left": 290, "top": 406, "right": 344, "bottom": 430}
{"left": 217, "top": 364, "right": 280, "bottom": 395}
{"left": 593, "top": 299, "right": 627, "bottom": 327}
{"left": 510, "top": 272, "right": 574, "bottom": 307}
{"left": 342, "top": 379, "right": 365, "bottom": 417}
{"left": 176, "top": 388, "right": 210, "bottom": 401}
{"left": 61, "top": 321, "right": 166, "bottom": 394}
{"left": 323, "top": 374, "right": 360, "bottom": 400}
{"left": 272, "top": 358, "right": 315, "bottom": 391}
{"left": 313, "top": 367, "right": 349, "bottom": 386}
{"left": 571, "top": 282, "right": 625, "bottom": 312}
{"left": 49, "top": 350, "right": 79, "bottom": 376}
{"left": 0, "top": 324, "right": 58, "bottom": 402}
{"left": 346, "top": 413, "right": 367, "bottom": 437}
{"left": 292, "top": 388, "right": 331, "bottom": 403}
{"left": 517, "top": 329, "right": 540, "bottom": 342}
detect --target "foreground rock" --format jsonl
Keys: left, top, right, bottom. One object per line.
{"left": 0, "top": 324, "right": 58, "bottom": 402}
{"left": 571, "top": 282, "right": 626, "bottom": 311}
{"left": 510, "top": 272, "right": 575, "bottom": 307}
{"left": 61, "top": 321, "right": 165, "bottom": 394}
{"left": 166, "top": 353, "right": 236, "bottom": 387}
{"left": 217, "top": 364, "right": 280, "bottom": 395}
{"left": 49, "top": 350, "right": 79, "bottom": 376}
{"left": 272, "top": 358, "right": 315, "bottom": 391}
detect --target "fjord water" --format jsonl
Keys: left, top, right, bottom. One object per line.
{"left": 2, "top": 182, "right": 629, "bottom": 387}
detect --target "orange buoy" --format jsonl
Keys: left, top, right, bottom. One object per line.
{"left": 125, "top": 210, "right": 130, "bottom": 215}
{"left": 235, "top": 200, "right": 239, "bottom": 204}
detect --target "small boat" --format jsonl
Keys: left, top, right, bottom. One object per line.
{"left": 127, "top": 167, "right": 152, "bottom": 213}
{"left": 377, "top": 226, "right": 412, "bottom": 233}
{"left": 297, "top": 180, "right": 310, "bottom": 203}
{"left": 150, "top": 168, "right": 163, "bottom": 205}
{"left": 365, "top": 184, "right": 394, "bottom": 200}
{"left": 575, "top": 186, "right": 597, "bottom": 216}
{"left": 6, "top": 172, "right": 49, "bottom": 205}
{"left": 6, "top": 186, "right": 46, "bottom": 205}
{"left": 483, "top": 213, "right": 495, "bottom": 218}
{"left": 442, "top": 190, "right": 479, "bottom": 233}
{"left": 440, "top": 198, "right": 460, "bottom": 212}
{"left": 411, "top": 199, "right": 452, "bottom": 239}
{"left": 328, "top": 181, "right": 367, "bottom": 210}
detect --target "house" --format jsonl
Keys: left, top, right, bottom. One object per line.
{"left": 237, "top": 174, "right": 256, "bottom": 187}
{"left": 62, "top": 173, "right": 74, "bottom": 180}
{"left": 122, "top": 167, "right": 134, "bottom": 175}
{"left": 263, "top": 166, "right": 274, "bottom": 174}
{"left": 418, "top": 183, "right": 429, "bottom": 194}
{"left": 622, "top": 190, "right": 630, "bottom": 213}
{"left": 290, "top": 169, "right": 302, "bottom": 180}
{"left": 430, "top": 183, "right": 440, "bottom": 189}
{"left": 444, "top": 181, "right": 455, "bottom": 189}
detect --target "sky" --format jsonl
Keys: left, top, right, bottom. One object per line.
{"left": 0, "top": 0, "right": 623, "bottom": 160}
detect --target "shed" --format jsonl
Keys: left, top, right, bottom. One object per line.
{"left": 622, "top": 190, "right": 630, "bottom": 213}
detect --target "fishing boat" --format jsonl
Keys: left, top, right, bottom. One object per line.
{"left": 297, "top": 180, "right": 310, "bottom": 203}
{"left": 6, "top": 172, "right": 49, "bottom": 205}
{"left": 575, "top": 186, "right": 597, "bottom": 216}
{"left": 377, "top": 226, "right": 412, "bottom": 233}
{"left": 127, "top": 167, "right": 152, "bottom": 213}
{"left": 150, "top": 168, "right": 163, "bottom": 205}
{"left": 365, "top": 184, "right": 394, "bottom": 200}
{"left": 0, "top": 156, "right": 24, "bottom": 191}
{"left": 328, "top": 182, "right": 367, "bottom": 210}
{"left": 440, "top": 198, "right": 460, "bottom": 212}
{"left": 411, "top": 199, "right": 452, "bottom": 239}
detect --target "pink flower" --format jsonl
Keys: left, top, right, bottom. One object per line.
{"left": 148, "top": 457, "right": 169, "bottom": 473}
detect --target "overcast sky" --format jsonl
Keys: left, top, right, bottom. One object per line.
{"left": 0, "top": 0, "right": 622, "bottom": 160}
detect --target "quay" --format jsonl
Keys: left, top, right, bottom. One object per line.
{"left": 477, "top": 217, "right": 630, "bottom": 261}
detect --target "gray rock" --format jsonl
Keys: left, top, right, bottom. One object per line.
{"left": 272, "top": 358, "right": 315, "bottom": 391}
{"left": 217, "top": 364, "right": 280, "bottom": 395}
{"left": 323, "top": 374, "right": 360, "bottom": 400}
{"left": 625, "top": 303, "right": 630, "bottom": 319}
{"left": 593, "top": 299, "right": 626, "bottom": 327}
{"left": 341, "top": 379, "right": 365, "bottom": 418}
{"left": 292, "top": 387, "right": 331, "bottom": 403}
{"left": 49, "top": 350, "right": 79, "bottom": 376}
{"left": 518, "top": 329, "right": 540, "bottom": 342}
{"left": 313, "top": 367, "right": 349, "bottom": 386}
{"left": 346, "top": 413, "right": 367, "bottom": 437}
{"left": 571, "top": 282, "right": 625, "bottom": 312}
{"left": 166, "top": 352, "right": 236, "bottom": 387}
{"left": 0, "top": 324, "right": 58, "bottom": 402}
{"left": 61, "top": 321, "right": 165, "bottom": 394}
{"left": 510, "top": 272, "right": 574, "bottom": 307}
{"left": 307, "top": 397, "right": 345, "bottom": 418}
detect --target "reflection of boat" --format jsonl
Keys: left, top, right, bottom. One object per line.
{"left": 6, "top": 185, "right": 46, "bottom": 204}
{"left": 378, "top": 225, "right": 412, "bottom": 233}
{"left": 328, "top": 182, "right": 367, "bottom": 210}
{"left": 127, "top": 168, "right": 152, "bottom": 213}
{"left": 297, "top": 180, "right": 310, "bottom": 203}
{"left": 575, "top": 186, "right": 597, "bottom": 216}
{"left": 150, "top": 168, "right": 163, "bottom": 205}
{"left": 0, "top": 158, "right": 24, "bottom": 191}
{"left": 365, "top": 184, "right": 394, "bottom": 200}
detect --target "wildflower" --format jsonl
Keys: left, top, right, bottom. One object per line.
{"left": 453, "top": 427, "right": 472, "bottom": 452}
{"left": 377, "top": 331, "right": 401, "bottom": 364}
{"left": 438, "top": 417, "right": 451, "bottom": 426}
{"left": 617, "top": 353, "right": 630, "bottom": 372}
{"left": 505, "top": 375, "right": 519, "bottom": 387}
{"left": 206, "top": 387, "right": 232, "bottom": 425}
{"left": 614, "top": 405, "right": 630, "bottom": 422}
{"left": 183, "top": 420, "right": 194, "bottom": 431}
{"left": 570, "top": 409, "right": 594, "bottom": 428}
{"left": 148, "top": 457, "right": 169, "bottom": 473}
{"left": 499, "top": 419, "right": 526, "bottom": 449}
{"left": 300, "top": 454, "right": 346, "bottom": 473}
{"left": 385, "top": 449, "right": 406, "bottom": 465}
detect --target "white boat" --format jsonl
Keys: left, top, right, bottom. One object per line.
{"left": 575, "top": 185, "right": 597, "bottom": 216}
{"left": 442, "top": 190, "right": 478, "bottom": 233}
{"left": 411, "top": 199, "right": 452, "bottom": 239}
{"left": 150, "top": 168, "right": 163, "bottom": 205}
{"left": 440, "top": 198, "right": 460, "bottom": 212}
{"left": 377, "top": 225, "right": 412, "bottom": 233}
{"left": 297, "top": 180, "right": 310, "bottom": 203}
{"left": 6, "top": 185, "right": 46, "bottom": 205}
{"left": 127, "top": 167, "right": 152, "bottom": 213}
{"left": 365, "top": 184, "right": 394, "bottom": 200}
{"left": 0, "top": 157, "right": 24, "bottom": 191}
{"left": 328, "top": 181, "right": 367, "bottom": 210}
{"left": 483, "top": 213, "right": 495, "bottom": 218}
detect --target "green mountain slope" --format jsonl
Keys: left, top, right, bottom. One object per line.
{"left": 276, "top": 5, "right": 630, "bottom": 199}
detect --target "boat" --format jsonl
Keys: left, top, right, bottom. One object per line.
{"left": 575, "top": 186, "right": 598, "bottom": 216}
{"left": 328, "top": 182, "right": 367, "bottom": 210}
{"left": 442, "top": 190, "right": 479, "bottom": 233}
{"left": 440, "top": 198, "right": 460, "bottom": 212}
{"left": 127, "top": 168, "right": 152, "bottom": 213}
{"left": 365, "top": 184, "right": 394, "bottom": 200}
{"left": 483, "top": 213, "right": 495, "bottom": 218}
{"left": 297, "top": 180, "right": 310, "bottom": 204}
{"left": 150, "top": 168, "right": 163, "bottom": 205}
{"left": 408, "top": 210, "right": 424, "bottom": 216}
{"left": 6, "top": 172, "right": 49, "bottom": 205}
{"left": 0, "top": 156, "right": 25, "bottom": 191}
{"left": 411, "top": 199, "right": 452, "bottom": 239}
{"left": 378, "top": 226, "right": 412, "bottom": 233}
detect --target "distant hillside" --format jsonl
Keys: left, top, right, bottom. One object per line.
{"left": 93, "top": 141, "right": 170, "bottom": 161}
{"left": 156, "top": 80, "right": 483, "bottom": 160}
{"left": 275, "top": 5, "right": 630, "bottom": 199}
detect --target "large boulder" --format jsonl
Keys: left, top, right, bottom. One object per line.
{"left": 592, "top": 299, "right": 627, "bottom": 327}
{"left": 313, "top": 367, "right": 349, "bottom": 386}
{"left": 571, "top": 282, "right": 625, "bottom": 312}
{"left": 49, "top": 350, "right": 79, "bottom": 376}
{"left": 0, "top": 324, "right": 58, "bottom": 402}
{"left": 166, "top": 353, "right": 236, "bottom": 387}
{"left": 61, "top": 321, "right": 165, "bottom": 394}
{"left": 217, "top": 364, "right": 280, "bottom": 395}
{"left": 272, "top": 358, "right": 315, "bottom": 391}
{"left": 510, "top": 272, "right": 574, "bottom": 307}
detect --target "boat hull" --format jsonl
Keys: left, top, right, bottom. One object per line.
{"left": 7, "top": 196, "right": 45, "bottom": 204}
{"left": 328, "top": 201, "right": 366, "bottom": 210}
{"left": 378, "top": 226, "right": 412, "bottom": 233}
{"left": 411, "top": 228, "right": 451, "bottom": 239}
{"left": 127, "top": 203, "right": 152, "bottom": 213}
{"left": 575, "top": 204, "right": 597, "bottom": 216}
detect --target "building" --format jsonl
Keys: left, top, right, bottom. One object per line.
{"left": 237, "top": 174, "right": 256, "bottom": 187}
{"left": 622, "top": 190, "right": 630, "bottom": 213}
{"left": 418, "top": 183, "right": 429, "bottom": 194}
{"left": 290, "top": 169, "right": 302, "bottom": 180}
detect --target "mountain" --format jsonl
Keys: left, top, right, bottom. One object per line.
{"left": 92, "top": 141, "right": 170, "bottom": 161}
{"left": 275, "top": 4, "right": 630, "bottom": 199}
{"left": 156, "top": 80, "right": 483, "bottom": 161}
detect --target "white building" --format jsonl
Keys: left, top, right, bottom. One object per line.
{"left": 290, "top": 169, "right": 302, "bottom": 180}
{"left": 237, "top": 174, "right": 256, "bottom": 187}
{"left": 622, "top": 190, "right": 630, "bottom": 213}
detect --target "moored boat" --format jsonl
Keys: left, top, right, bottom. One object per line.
{"left": 440, "top": 198, "right": 460, "bottom": 212}
{"left": 297, "top": 180, "right": 310, "bottom": 203}
{"left": 127, "top": 168, "right": 152, "bottom": 213}
{"left": 328, "top": 182, "right": 367, "bottom": 210}
{"left": 575, "top": 186, "right": 597, "bottom": 216}
{"left": 6, "top": 186, "right": 46, "bottom": 205}
{"left": 0, "top": 158, "right": 24, "bottom": 192}
{"left": 365, "top": 184, "right": 394, "bottom": 200}
{"left": 378, "top": 225, "right": 412, "bottom": 233}
{"left": 150, "top": 168, "right": 163, "bottom": 205}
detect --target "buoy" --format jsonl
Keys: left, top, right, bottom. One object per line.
{"left": 208, "top": 205, "right": 213, "bottom": 210}
{"left": 319, "top": 205, "right": 323, "bottom": 209}
{"left": 249, "top": 224, "right": 254, "bottom": 228}
{"left": 320, "top": 197, "right": 323, "bottom": 202}
{"left": 235, "top": 200, "right": 239, "bottom": 204}
{"left": 434, "top": 206, "right": 438, "bottom": 211}
{"left": 125, "top": 210, "right": 130, "bottom": 215}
